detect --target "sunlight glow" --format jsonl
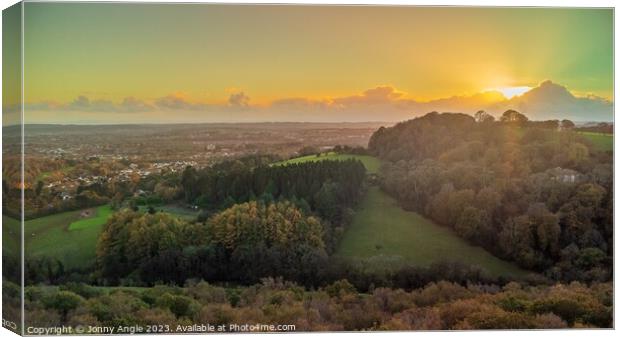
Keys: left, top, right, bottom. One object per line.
{"left": 491, "top": 86, "right": 533, "bottom": 99}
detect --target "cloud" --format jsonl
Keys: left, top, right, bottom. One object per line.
{"left": 119, "top": 97, "right": 155, "bottom": 112}
{"left": 15, "top": 80, "right": 614, "bottom": 123}
{"left": 270, "top": 97, "right": 331, "bottom": 110}
{"left": 68, "top": 95, "right": 91, "bottom": 109}
{"left": 319, "top": 82, "right": 612, "bottom": 122}
{"left": 20, "top": 96, "right": 154, "bottom": 113}
{"left": 228, "top": 92, "right": 250, "bottom": 107}
{"left": 67, "top": 96, "right": 116, "bottom": 112}
{"left": 332, "top": 86, "right": 405, "bottom": 106}
{"left": 154, "top": 93, "right": 202, "bottom": 110}
{"left": 488, "top": 80, "right": 613, "bottom": 121}
{"left": 410, "top": 91, "right": 506, "bottom": 113}
{"left": 264, "top": 87, "right": 416, "bottom": 122}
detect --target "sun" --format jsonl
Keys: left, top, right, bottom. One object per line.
{"left": 490, "top": 86, "right": 532, "bottom": 99}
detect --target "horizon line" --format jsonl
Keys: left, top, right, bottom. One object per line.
{"left": 2, "top": 119, "right": 614, "bottom": 128}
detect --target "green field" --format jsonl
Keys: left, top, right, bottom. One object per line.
{"left": 277, "top": 152, "right": 381, "bottom": 174}
{"left": 3, "top": 206, "right": 111, "bottom": 269}
{"left": 580, "top": 132, "right": 613, "bottom": 152}
{"left": 68, "top": 205, "right": 113, "bottom": 230}
{"left": 2, "top": 203, "right": 201, "bottom": 269}
{"left": 137, "top": 204, "right": 200, "bottom": 220}
{"left": 337, "top": 187, "right": 529, "bottom": 279}
{"left": 2, "top": 215, "right": 20, "bottom": 254}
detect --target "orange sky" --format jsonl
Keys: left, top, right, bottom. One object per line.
{"left": 2, "top": 4, "right": 613, "bottom": 123}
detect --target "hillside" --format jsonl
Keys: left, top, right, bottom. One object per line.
{"left": 368, "top": 112, "right": 613, "bottom": 282}
{"left": 337, "top": 187, "right": 528, "bottom": 278}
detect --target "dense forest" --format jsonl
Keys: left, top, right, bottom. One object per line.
{"left": 179, "top": 159, "right": 367, "bottom": 252}
{"left": 369, "top": 111, "right": 613, "bottom": 282}
{"left": 5, "top": 278, "right": 611, "bottom": 330}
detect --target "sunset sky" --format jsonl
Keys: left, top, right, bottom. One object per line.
{"left": 5, "top": 3, "right": 614, "bottom": 123}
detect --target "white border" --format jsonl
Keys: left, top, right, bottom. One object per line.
{"left": 0, "top": 1, "right": 617, "bottom": 337}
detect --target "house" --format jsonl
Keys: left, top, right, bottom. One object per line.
{"left": 548, "top": 167, "right": 583, "bottom": 184}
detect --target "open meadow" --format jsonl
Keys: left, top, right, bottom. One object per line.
{"left": 336, "top": 187, "right": 529, "bottom": 279}
{"left": 3, "top": 204, "right": 198, "bottom": 269}
{"left": 3, "top": 208, "right": 107, "bottom": 269}
{"left": 279, "top": 152, "right": 529, "bottom": 278}
{"left": 277, "top": 152, "right": 381, "bottom": 174}
{"left": 137, "top": 204, "right": 200, "bottom": 220}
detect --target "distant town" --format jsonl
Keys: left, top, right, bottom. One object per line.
{"left": 3, "top": 122, "right": 384, "bottom": 214}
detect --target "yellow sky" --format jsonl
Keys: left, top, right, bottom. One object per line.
{"left": 18, "top": 4, "right": 612, "bottom": 105}
{"left": 0, "top": 4, "right": 611, "bottom": 124}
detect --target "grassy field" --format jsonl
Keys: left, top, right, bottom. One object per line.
{"left": 2, "top": 203, "right": 200, "bottom": 269}
{"left": 580, "top": 132, "right": 613, "bottom": 152}
{"left": 3, "top": 206, "right": 110, "bottom": 269}
{"left": 277, "top": 152, "right": 381, "bottom": 174}
{"left": 68, "top": 205, "right": 113, "bottom": 230}
{"left": 336, "top": 187, "right": 529, "bottom": 279}
{"left": 137, "top": 204, "right": 200, "bottom": 220}
{"left": 2, "top": 215, "right": 20, "bottom": 255}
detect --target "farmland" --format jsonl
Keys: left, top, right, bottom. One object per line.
{"left": 277, "top": 152, "right": 381, "bottom": 174}
{"left": 336, "top": 187, "right": 529, "bottom": 279}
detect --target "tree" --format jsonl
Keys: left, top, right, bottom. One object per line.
{"left": 314, "top": 182, "right": 340, "bottom": 222}
{"left": 154, "top": 182, "right": 179, "bottom": 201}
{"left": 575, "top": 247, "right": 606, "bottom": 270}
{"left": 455, "top": 206, "right": 491, "bottom": 245}
{"left": 500, "top": 110, "right": 528, "bottom": 125}
{"left": 181, "top": 166, "right": 198, "bottom": 202}
{"left": 527, "top": 203, "right": 560, "bottom": 255}
{"left": 156, "top": 293, "right": 198, "bottom": 318}
{"left": 42, "top": 291, "right": 84, "bottom": 322}
{"left": 474, "top": 110, "right": 495, "bottom": 124}
{"left": 206, "top": 201, "right": 328, "bottom": 284}
{"left": 566, "top": 143, "right": 589, "bottom": 165}
{"left": 208, "top": 201, "right": 325, "bottom": 250}
{"left": 325, "top": 279, "right": 357, "bottom": 298}
{"left": 561, "top": 119, "right": 575, "bottom": 130}
{"left": 96, "top": 211, "right": 208, "bottom": 284}
{"left": 35, "top": 180, "right": 44, "bottom": 196}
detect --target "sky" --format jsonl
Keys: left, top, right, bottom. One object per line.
{"left": 4, "top": 3, "right": 614, "bottom": 124}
